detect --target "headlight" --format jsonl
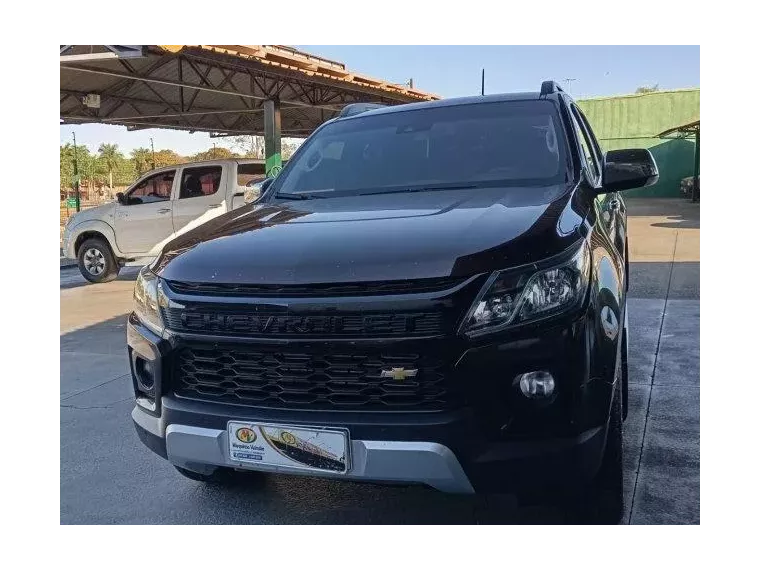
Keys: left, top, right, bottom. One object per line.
{"left": 133, "top": 267, "right": 167, "bottom": 335}
{"left": 459, "top": 240, "right": 590, "bottom": 338}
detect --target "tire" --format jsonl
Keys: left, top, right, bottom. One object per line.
{"left": 566, "top": 372, "right": 624, "bottom": 524}
{"left": 621, "top": 315, "right": 629, "bottom": 421}
{"left": 174, "top": 465, "right": 268, "bottom": 487}
{"left": 77, "top": 237, "right": 119, "bottom": 283}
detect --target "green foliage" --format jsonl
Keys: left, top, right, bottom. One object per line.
{"left": 153, "top": 149, "right": 185, "bottom": 169}
{"left": 188, "top": 147, "right": 241, "bottom": 162}
{"left": 97, "top": 143, "right": 121, "bottom": 168}
{"left": 98, "top": 143, "right": 123, "bottom": 188}
{"left": 61, "top": 138, "right": 306, "bottom": 192}
{"left": 635, "top": 84, "right": 660, "bottom": 94}
{"left": 130, "top": 147, "right": 153, "bottom": 176}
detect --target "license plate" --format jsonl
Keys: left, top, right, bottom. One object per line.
{"left": 227, "top": 422, "right": 349, "bottom": 474}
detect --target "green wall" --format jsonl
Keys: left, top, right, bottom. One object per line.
{"left": 577, "top": 89, "right": 700, "bottom": 197}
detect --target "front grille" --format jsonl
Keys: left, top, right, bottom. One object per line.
{"left": 165, "top": 276, "right": 463, "bottom": 297}
{"left": 173, "top": 345, "right": 453, "bottom": 411}
{"left": 161, "top": 307, "right": 446, "bottom": 338}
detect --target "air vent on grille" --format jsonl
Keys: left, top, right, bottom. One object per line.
{"left": 173, "top": 346, "right": 453, "bottom": 411}
{"left": 164, "top": 277, "right": 463, "bottom": 297}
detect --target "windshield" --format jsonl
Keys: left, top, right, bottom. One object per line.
{"left": 273, "top": 100, "right": 568, "bottom": 198}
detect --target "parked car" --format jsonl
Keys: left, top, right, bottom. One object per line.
{"left": 62, "top": 158, "right": 271, "bottom": 282}
{"left": 128, "top": 82, "right": 658, "bottom": 523}
{"left": 680, "top": 175, "right": 700, "bottom": 200}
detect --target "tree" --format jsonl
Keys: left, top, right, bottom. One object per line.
{"left": 227, "top": 135, "right": 265, "bottom": 158}
{"left": 224, "top": 135, "right": 304, "bottom": 160}
{"left": 61, "top": 144, "right": 77, "bottom": 191}
{"left": 60, "top": 144, "right": 94, "bottom": 188}
{"left": 635, "top": 84, "right": 660, "bottom": 94}
{"left": 282, "top": 139, "right": 304, "bottom": 159}
{"left": 189, "top": 146, "right": 239, "bottom": 162}
{"left": 153, "top": 149, "right": 185, "bottom": 168}
{"left": 131, "top": 147, "right": 153, "bottom": 175}
{"left": 98, "top": 143, "right": 122, "bottom": 190}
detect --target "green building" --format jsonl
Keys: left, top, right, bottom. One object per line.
{"left": 577, "top": 88, "right": 700, "bottom": 197}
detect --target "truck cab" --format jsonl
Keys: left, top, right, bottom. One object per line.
{"left": 63, "top": 158, "right": 270, "bottom": 282}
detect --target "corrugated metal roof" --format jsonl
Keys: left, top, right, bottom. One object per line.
{"left": 60, "top": 45, "right": 438, "bottom": 137}
{"left": 656, "top": 119, "right": 700, "bottom": 138}
{"left": 577, "top": 89, "right": 700, "bottom": 141}
{"left": 158, "top": 45, "right": 438, "bottom": 101}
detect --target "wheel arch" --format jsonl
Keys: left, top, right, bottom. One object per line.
{"left": 70, "top": 221, "right": 123, "bottom": 259}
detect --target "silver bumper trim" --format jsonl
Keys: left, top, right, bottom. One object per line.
{"left": 132, "top": 405, "right": 162, "bottom": 435}
{"left": 162, "top": 422, "right": 474, "bottom": 494}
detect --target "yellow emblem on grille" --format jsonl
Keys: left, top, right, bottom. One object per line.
{"left": 380, "top": 367, "right": 418, "bottom": 381}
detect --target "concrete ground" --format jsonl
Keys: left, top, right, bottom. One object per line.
{"left": 60, "top": 197, "right": 699, "bottom": 524}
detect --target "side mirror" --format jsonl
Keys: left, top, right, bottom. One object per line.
{"left": 603, "top": 149, "right": 659, "bottom": 192}
{"left": 115, "top": 192, "right": 126, "bottom": 205}
{"left": 244, "top": 177, "right": 274, "bottom": 204}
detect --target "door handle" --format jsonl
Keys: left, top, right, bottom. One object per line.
{"left": 157, "top": 208, "right": 171, "bottom": 214}
{"left": 207, "top": 204, "right": 222, "bottom": 209}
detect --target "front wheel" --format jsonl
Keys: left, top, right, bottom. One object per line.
{"left": 77, "top": 238, "right": 119, "bottom": 283}
{"left": 566, "top": 375, "right": 624, "bottom": 524}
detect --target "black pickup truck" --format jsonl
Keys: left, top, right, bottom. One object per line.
{"left": 128, "top": 81, "right": 658, "bottom": 523}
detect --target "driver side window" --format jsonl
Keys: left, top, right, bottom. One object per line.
{"left": 127, "top": 171, "right": 175, "bottom": 205}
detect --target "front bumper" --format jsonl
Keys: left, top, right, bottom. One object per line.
{"left": 128, "top": 306, "right": 614, "bottom": 493}
{"left": 132, "top": 402, "right": 606, "bottom": 493}
{"left": 62, "top": 226, "right": 75, "bottom": 259}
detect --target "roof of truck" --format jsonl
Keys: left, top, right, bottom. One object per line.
{"left": 334, "top": 91, "right": 550, "bottom": 122}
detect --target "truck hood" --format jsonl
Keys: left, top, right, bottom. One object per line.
{"left": 154, "top": 185, "right": 587, "bottom": 284}
{"left": 67, "top": 201, "right": 116, "bottom": 226}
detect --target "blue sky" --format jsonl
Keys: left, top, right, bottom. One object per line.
{"left": 61, "top": 45, "right": 699, "bottom": 156}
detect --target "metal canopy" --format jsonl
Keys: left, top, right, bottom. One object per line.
{"left": 657, "top": 118, "right": 700, "bottom": 202}
{"left": 656, "top": 119, "right": 700, "bottom": 139}
{"left": 60, "top": 45, "right": 439, "bottom": 137}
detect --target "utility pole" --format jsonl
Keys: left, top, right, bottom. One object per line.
{"left": 481, "top": 69, "right": 485, "bottom": 96}
{"left": 72, "top": 131, "right": 80, "bottom": 212}
{"left": 408, "top": 78, "right": 414, "bottom": 89}
{"left": 563, "top": 78, "right": 577, "bottom": 92}
{"left": 150, "top": 137, "right": 156, "bottom": 169}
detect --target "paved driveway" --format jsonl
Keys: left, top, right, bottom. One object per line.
{"left": 60, "top": 198, "right": 699, "bottom": 524}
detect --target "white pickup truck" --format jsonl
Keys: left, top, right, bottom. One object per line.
{"left": 63, "top": 158, "right": 272, "bottom": 282}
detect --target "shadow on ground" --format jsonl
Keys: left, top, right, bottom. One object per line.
{"left": 61, "top": 314, "right": 648, "bottom": 524}
{"left": 650, "top": 216, "right": 700, "bottom": 230}
{"left": 60, "top": 267, "right": 141, "bottom": 291}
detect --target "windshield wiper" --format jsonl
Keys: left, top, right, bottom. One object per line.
{"left": 354, "top": 184, "right": 479, "bottom": 197}
{"left": 274, "top": 192, "right": 326, "bottom": 200}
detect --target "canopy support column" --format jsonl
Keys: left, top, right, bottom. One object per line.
{"left": 692, "top": 128, "right": 700, "bottom": 202}
{"left": 264, "top": 99, "right": 282, "bottom": 178}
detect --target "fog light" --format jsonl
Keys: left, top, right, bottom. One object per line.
{"left": 134, "top": 355, "right": 155, "bottom": 394}
{"left": 516, "top": 371, "right": 555, "bottom": 399}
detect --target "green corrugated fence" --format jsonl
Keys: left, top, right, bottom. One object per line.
{"left": 577, "top": 89, "right": 700, "bottom": 197}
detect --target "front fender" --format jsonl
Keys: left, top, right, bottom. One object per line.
{"left": 66, "top": 219, "right": 124, "bottom": 259}
{"left": 588, "top": 228, "right": 625, "bottom": 385}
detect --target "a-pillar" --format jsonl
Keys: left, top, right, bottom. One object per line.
{"left": 264, "top": 99, "right": 282, "bottom": 178}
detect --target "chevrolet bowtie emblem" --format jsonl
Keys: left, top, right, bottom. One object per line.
{"left": 380, "top": 367, "right": 418, "bottom": 381}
